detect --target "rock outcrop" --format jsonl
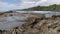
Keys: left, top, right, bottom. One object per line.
{"left": 19, "top": 15, "right": 60, "bottom": 34}
{"left": 0, "top": 14, "right": 60, "bottom": 34}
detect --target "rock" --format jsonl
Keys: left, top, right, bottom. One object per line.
{"left": 19, "top": 14, "right": 60, "bottom": 34}
{"left": 0, "top": 13, "right": 60, "bottom": 34}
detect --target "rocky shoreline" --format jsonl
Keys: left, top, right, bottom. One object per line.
{"left": 0, "top": 13, "right": 60, "bottom": 34}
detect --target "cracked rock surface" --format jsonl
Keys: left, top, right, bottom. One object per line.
{"left": 0, "top": 14, "right": 60, "bottom": 34}
{"left": 20, "top": 15, "right": 60, "bottom": 34}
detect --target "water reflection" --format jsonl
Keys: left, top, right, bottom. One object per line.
{"left": 0, "top": 16, "right": 27, "bottom": 30}
{"left": 17, "top": 11, "right": 60, "bottom": 17}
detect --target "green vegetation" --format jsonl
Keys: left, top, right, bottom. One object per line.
{"left": 22, "top": 4, "right": 60, "bottom": 11}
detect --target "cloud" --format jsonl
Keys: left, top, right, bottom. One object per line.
{"left": 0, "top": 0, "right": 60, "bottom": 11}
{"left": 21, "top": 0, "right": 47, "bottom": 8}
{"left": 0, "top": 0, "right": 45, "bottom": 11}
{"left": 0, "top": 1, "right": 22, "bottom": 11}
{"left": 40, "top": 0, "right": 60, "bottom": 6}
{"left": 18, "top": 0, "right": 47, "bottom": 9}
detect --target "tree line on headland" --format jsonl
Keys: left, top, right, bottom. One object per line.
{"left": 21, "top": 4, "right": 60, "bottom": 11}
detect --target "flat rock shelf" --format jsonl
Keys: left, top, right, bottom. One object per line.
{"left": 0, "top": 12, "right": 45, "bottom": 34}
{"left": 0, "top": 11, "right": 60, "bottom": 34}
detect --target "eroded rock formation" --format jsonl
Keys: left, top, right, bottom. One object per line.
{"left": 0, "top": 13, "right": 60, "bottom": 34}
{"left": 19, "top": 15, "right": 60, "bottom": 34}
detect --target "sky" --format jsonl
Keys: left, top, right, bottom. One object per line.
{"left": 0, "top": 0, "right": 60, "bottom": 11}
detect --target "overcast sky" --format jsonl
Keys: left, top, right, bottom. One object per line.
{"left": 0, "top": 0, "right": 60, "bottom": 11}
